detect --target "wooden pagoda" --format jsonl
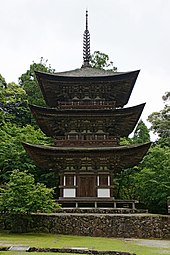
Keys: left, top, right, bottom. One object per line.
{"left": 23, "top": 11, "right": 151, "bottom": 209}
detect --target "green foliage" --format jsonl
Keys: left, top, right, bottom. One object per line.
{"left": 0, "top": 170, "right": 59, "bottom": 232}
{"left": 116, "top": 167, "right": 139, "bottom": 200}
{"left": 132, "top": 120, "right": 150, "bottom": 144}
{"left": 135, "top": 147, "right": 170, "bottom": 213}
{"left": 19, "top": 57, "right": 55, "bottom": 106}
{"left": 1, "top": 170, "right": 57, "bottom": 214}
{"left": 0, "top": 58, "right": 58, "bottom": 191}
{"left": 0, "top": 75, "right": 8, "bottom": 124}
{"left": 0, "top": 74, "right": 7, "bottom": 89}
{"left": 120, "top": 137, "right": 132, "bottom": 145}
{"left": 118, "top": 145, "right": 170, "bottom": 213}
{"left": 90, "top": 51, "right": 117, "bottom": 71}
{"left": 0, "top": 123, "right": 52, "bottom": 185}
{"left": 117, "top": 94, "right": 170, "bottom": 214}
{"left": 0, "top": 81, "right": 30, "bottom": 126}
{"left": 148, "top": 91, "right": 170, "bottom": 146}
{"left": 120, "top": 120, "right": 150, "bottom": 145}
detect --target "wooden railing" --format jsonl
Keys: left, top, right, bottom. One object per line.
{"left": 54, "top": 139, "right": 119, "bottom": 147}
{"left": 57, "top": 197, "right": 139, "bottom": 209}
{"left": 58, "top": 100, "right": 115, "bottom": 109}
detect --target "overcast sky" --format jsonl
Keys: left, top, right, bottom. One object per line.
{"left": 0, "top": 0, "right": 169, "bottom": 129}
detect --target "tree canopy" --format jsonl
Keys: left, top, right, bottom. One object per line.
{"left": 90, "top": 51, "right": 117, "bottom": 71}
{"left": 1, "top": 169, "right": 57, "bottom": 214}
{"left": 148, "top": 91, "right": 170, "bottom": 147}
{"left": 132, "top": 120, "right": 150, "bottom": 144}
{"left": 19, "top": 57, "right": 55, "bottom": 106}
{"left": 0, "top": 81, "right": 30, "bottom": 126}
{"left": 0, "top": 170, "right": 59, "bottom": 232}
{"left": 118, "top": 92, "right": 170, "bottom": 213}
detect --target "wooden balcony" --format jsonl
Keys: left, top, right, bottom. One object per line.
{"left": 54, "top": 138, "right": 119, "bottom": 147}
{"left": 57, "top": 197, "right": 139, "bottom": 210}
{"left": 58, "top": 100, "right": 115, "bottom": 109}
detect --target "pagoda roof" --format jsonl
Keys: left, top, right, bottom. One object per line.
{"left": 54, "top": 67, "right": 129, "bottom": 77}
{"left": 23, "top": 142, "right": 151, "bottom": 173}
{"left": 35, "top": 69, "right": 139, "bottom": 108}
{"left": 30, "top": 103, "right": 145, "bottom": 138}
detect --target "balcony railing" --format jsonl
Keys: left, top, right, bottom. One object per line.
{"left": 58, "top": 100, "right": 115, "bottom": 109}
{"left": 54, "top": 138, "right": 119, "bottom": 147}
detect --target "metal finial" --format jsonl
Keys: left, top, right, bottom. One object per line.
{"left": 86, "top": 10, "right": 88, "bottom": 30}
{"left": 82, "top": 10, "right": 91, "bottom": 67}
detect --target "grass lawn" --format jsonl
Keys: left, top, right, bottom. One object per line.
{"left": 0, "top": 231, "right": 170, "bottom": 255}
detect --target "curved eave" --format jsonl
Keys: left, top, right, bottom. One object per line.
{"left": 23, "top": 142, "right": 151, "bottom": 172}
{"left": 29, "top": 103, "right": 145, "bottom": 137}
{"left": 35, "top": 70, "right": 140, "bottom": 108}
{"left": 35, "top": 69, "right": 140, "bottom": 80}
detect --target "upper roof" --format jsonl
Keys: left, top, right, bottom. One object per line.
{"left": 54, "top": 67, "right": 125, "bottom": 77}
{"left": 35, "top": 69, "right": 139, "bottom": 108}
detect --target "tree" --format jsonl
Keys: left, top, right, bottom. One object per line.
{"left": 0, "top": 123, "right": 52, "bottom": 185}
{"left": 1, "top": 170, "right": 57, "bottom": 214}
{"left": 19, "top": 57, "right": 55, "bottom": 106}
{"left": 0, "top": 74, "right": 7, "bottom": 124}
{"left": 0, "top": 122, "right": 59, "bottom": 194}
{"left": 0, "top": 59, "right": 58, "bottom": 190}
{"left": 90, "top": 51, "right": 117, "bottom": 71}
{"left": 134, "top": 145, "right": 170, "bottom": 213}
{"left": 0, "top": 81, "right": 30, "bottom": 126}
{"left": 1, "top": 170, "right": 59, "bottom": 232}
{"left": 1, "top": 59, "right": 55, "bottom": 127}
{"left": 118, "top": 93, "right": 170, "bottom": 214}
{"left": 148, "top": 91, "right": 170, "bottom": 146}
{"left": 0, "top": 74, "right": 7, "bottom": 89}
{"left": 132, "top": 120, "right": 150, "bottom": 144}
{"left": 117, "top": 143, "right": 170, "bottom": 214}
{"left": 117, "top": 120, "right": 150, "bottom": 199}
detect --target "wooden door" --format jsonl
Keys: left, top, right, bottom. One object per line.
{"left": 78, "top": 175, "right": 96, "bottom": 197}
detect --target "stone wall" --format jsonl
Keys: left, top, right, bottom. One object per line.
{"left": 1, "top": 213, "right": 170, "bottom": 239}
{"left": 28, "top": 247, "right": 134, "bottom": 255}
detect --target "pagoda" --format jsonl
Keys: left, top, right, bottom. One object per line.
{"left": 23, "top": 11, "right": 151, "bottom": 209}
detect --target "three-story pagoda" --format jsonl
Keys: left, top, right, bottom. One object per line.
{"left": 23, "top": 11, "right": 151, "bottom": 209}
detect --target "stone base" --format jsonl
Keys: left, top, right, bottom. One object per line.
{"left": 30, "top": 213, "right": 170, "bottom": 238}
{"left": 1, "top": 213, "right": 170, "bottom": 238}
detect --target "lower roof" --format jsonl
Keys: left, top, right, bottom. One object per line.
{"left": 23, "top": 142, "right": 151, "bottom": 173}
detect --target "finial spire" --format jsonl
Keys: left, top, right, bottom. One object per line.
{"left": 86, "top": 9, "right": 88, "bottom": 30}
{"left": 82, "top": 10, "right": 91, "bottom": 67}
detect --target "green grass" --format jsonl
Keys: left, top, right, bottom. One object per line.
{"left": 0, "top": 231, "right": 170, "bottom": 255}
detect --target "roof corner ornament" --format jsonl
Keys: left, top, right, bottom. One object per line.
{"left": 82, "top": 10, "right": 91, "bottom": 68}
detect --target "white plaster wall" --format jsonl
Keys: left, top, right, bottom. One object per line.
{"left": 97, "top": 188, "right": 110, "bottom": 198}
{"left": 63, "top": 188, "right": 76, "bottom": 197}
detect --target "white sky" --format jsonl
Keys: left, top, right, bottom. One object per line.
{"left": 0, "top": 0, "right": 169, "bottom": 129}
